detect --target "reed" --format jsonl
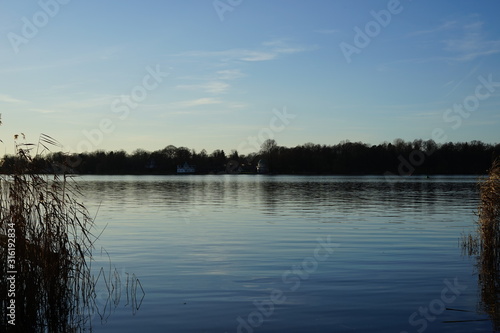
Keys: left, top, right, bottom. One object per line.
{"left": 461, "top": 158, "right": 500, "bottom": 328}
{"left": 0, "top": 135, "right": 96, "bottom": 332}
{"left": 478, "top": 158, "right": 500, "bottom": 253}
{"left": 477, "top": 158, "right": 500, "bottom": 328}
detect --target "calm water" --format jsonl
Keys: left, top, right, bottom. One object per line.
{"left": 73, "top": 175, "right": 493, "bottom": 332}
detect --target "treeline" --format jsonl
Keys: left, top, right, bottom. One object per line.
{"left": 1, "top": 139, "right": 499, "bottom": 175}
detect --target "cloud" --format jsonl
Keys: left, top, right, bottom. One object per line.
{"left": 240, "top": 51, "right": 277, "bottom": 62}
{"left": 216, "top": 69, "right": 245, "bottom": 80}
{"left": 443, "top": 80, "right": 455, "bottom": 88}
{"left": 0, "top": 94, "right": 25, "bottom": 104}
{"left": 29, "top": 108, "right": 58, "bottom": 114}
{"left": 228, "top": 103, "right": 248, "bottom": 109}
{"left": 384, "top": 19, "right": 500, "bottom": 67}
{"left": 408, "top": 20, "right": 457, "bottom": 37}
{"left": 443, "top": 21, "right": 500, "bottom": 61}
{"left": 172, "top": 39, "right": 311, "bottom": 110}
{"left": 176, "top": 69, "right": 245, "bottom": 95}
{"left": 176, "top": 39, "right": 311, "bottom": 63}
{"left": 412, "top": 111, "right": 441, "bottom": 119}
{"left": 179, "top": 49, "right": 276, "bottom": 62}
{"left": 261, "top": 39, "right": 312, "bottom": 57}
{"left": 171, "top": 98, "right": 222, "bottom": 108}
{"left": 177, "top": 81, "right": 230, "bottom": 94}
{"left": 443, "top": 65, "right": 480, "bottom": 97}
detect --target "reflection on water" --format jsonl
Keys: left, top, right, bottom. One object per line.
{"left": 91, "top": 252, "right": 145, "bottom": 325}
{"left": 78, "top": 175, "right": 479, "bottom": 217}
{"left": 72, "top": 175, "right": 494, "bottom": 332}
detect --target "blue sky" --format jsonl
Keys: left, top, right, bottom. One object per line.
{"left": 1, "top": 0, "right": 499, "bottom": 155}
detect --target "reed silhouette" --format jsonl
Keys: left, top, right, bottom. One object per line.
{"left": 0, "top": 134, "right": 144, "bottom": 332}
{"left": 477, "top": 158, "right": 500, "bottom": 328}
{"left": 462, "top": 158, "right": 500, "bottom": 328}
{"left": 0, "top": 134, "right": 95, "bottom": 332}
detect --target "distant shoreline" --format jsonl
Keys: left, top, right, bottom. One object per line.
{"left": 2, "top": 172, "right": 486, "bottom": 177}
{"left": 1, "top": 139, "right": 498, "bottom": 177}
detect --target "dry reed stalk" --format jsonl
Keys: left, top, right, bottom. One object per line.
{"left": 478, "top": 158, "right": 500, "bottom": 249}
{"left": 0, "top": 136, "right": 96, "bottom": 332}
{"left": 1, "top": 134, "right": 143, "bottom": 332}
{"left": 476, "top": 158, "right": 500, "bottom": 329}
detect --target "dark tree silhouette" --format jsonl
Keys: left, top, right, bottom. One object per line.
{"left": 1, "top": 140, "right": 498, "bottom": 175}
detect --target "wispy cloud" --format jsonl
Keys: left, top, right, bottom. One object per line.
{"left": 443, "top": 65, "right": 480, "bottom": 97}
{"left": 443, "top": 21, "right": 500, "bottom": 61}
{"left": 177, "top": 81, "right": 230, "bottom": 94}
{"left": 176, "top": 39, "right": 312, "bottom": 63}
{"left": 408, "top": 20, "right": 457, "bottom": 37}
{"left": 171, "top": 97, "right": 222, "bottom": 108}
{"left": 176, "top": 69, "right": 245, "bottom": 95}
{"left": 0, "top": 94, "right": 25, "bottom": 104}
{"left": 443, "top": 80, "right": 455, "bottom": 88}
{"left": 179, "top": 49, "right": 277, "bottom": 62}
{"left": 383, "top": 18, "right": 500, "bottom": 67}
{"left": 412, "top": 111, "right": 441, "bottom": 119}
{"left": 216, "top": 69, "right": 245, "bottom": 80}
{"left": 228, "top": 103, "right": 248, "bottom": 109}
{"left": 262, "top": 38, "right": 312, "bottom": 57}
{"left": 170, "top": 39, "right": 312, "bottom": 115}
{"left": 29, "top": 108, "right": 59, "bottom": 114}
{"left": 240, "top": 51, "right": 277, "bottom": 62}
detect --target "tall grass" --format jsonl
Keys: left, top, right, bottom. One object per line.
{"left": 0, "top": 135, "right": 95, "bottom": 332}
{"left": 478, "top": 158, "right": 500, "bottom": 253}
{"left": 477, "top": 158, "right": 500, "bottom": 328}
{"left": 462, "top": 158, "right": 500, "bottom": 328}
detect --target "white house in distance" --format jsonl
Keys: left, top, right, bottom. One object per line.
{"left": 177, "top": 162, "right": 196, "bottom": 174}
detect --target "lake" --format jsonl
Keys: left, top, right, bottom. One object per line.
{"left": 73, "top": 175, "right": 494, "bottom": 332}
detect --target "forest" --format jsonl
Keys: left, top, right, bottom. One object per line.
{"left": 1, "top": 138, "right": 499, "bottom": 176}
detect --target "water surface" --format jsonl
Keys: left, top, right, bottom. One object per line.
{"left": 74, "top": 175, "right": 492, "bottom": 332}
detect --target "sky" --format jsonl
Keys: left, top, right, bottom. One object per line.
{"left": 1, "top": 0, "right": 499, "bottom": 156}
